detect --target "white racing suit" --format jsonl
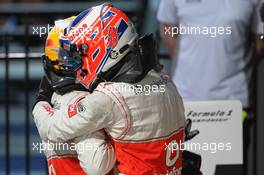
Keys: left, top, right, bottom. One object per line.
{"left": 33, "top": 70, "right": 186, "bottom": 175}
{"left": 38, "top": 91, "right": 115, "bottom": 175}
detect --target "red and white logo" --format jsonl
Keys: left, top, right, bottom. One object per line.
{"left": 42, "top": 104, "right": 54, "bottom": 116}
{"left": 68, "top": 96, "right": 86, "bottom": 118}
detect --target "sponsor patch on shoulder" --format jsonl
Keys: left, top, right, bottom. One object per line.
{"left": 42, "top": 104, "right": 54, "bottom": 116}
{"left": 77, "top": 102, "right": 86, "bottom": 113}
{"left": 68, "top": 96, "right": 86, "bottom": 118}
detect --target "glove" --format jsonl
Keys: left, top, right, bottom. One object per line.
{"left": 34, "top": 76, "right": 54, "bottom": 106}
{"left": 185, "top": 119, "right": 199, "bottom": 141}
{"left": 182, "top": 151, "right": 202, "bottom": 175}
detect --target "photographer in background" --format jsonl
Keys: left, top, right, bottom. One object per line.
{"left": 157, "top": 0, "right": 263, "bottom": 174}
